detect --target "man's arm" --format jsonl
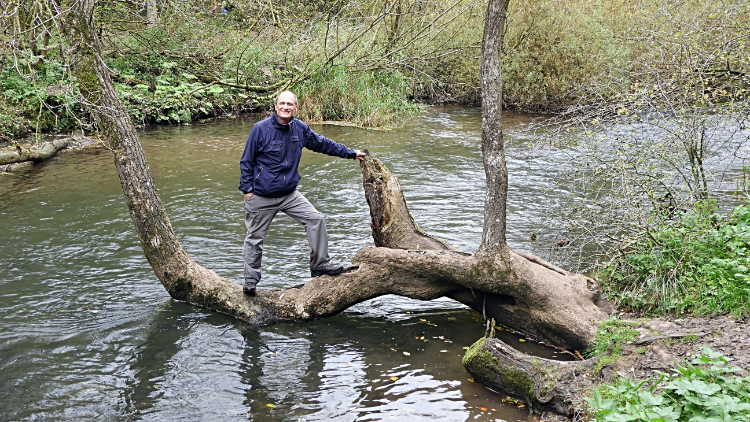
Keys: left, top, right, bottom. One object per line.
{"left": 302, "top": 124, "right": 360, "bottom": 159}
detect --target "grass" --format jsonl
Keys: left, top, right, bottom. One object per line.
{"left": 599, "top": 200, "right": 750, "bottom": 317}
{"left": 587, "top": 317, "right": 640, "bottom": 359}
{"left": 295, "top": 66, "right": 421, "bottom": 129}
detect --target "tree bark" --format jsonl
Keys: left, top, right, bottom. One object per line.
{"left": 479, "top": 0, "right": 510, "bottom": 253}
{"left": 462, "top": 336, "right": 603, "bottom": 418}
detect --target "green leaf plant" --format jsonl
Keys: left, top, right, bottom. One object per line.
{"left": 586, "top": 347, "right": 750, "bottom": 422}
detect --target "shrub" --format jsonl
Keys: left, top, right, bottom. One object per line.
{"left": 600, "top": 201, "right": 750, "bottom": 316}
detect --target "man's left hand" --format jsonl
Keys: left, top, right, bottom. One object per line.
{"left": 355, "top": 150, "right": 366, "bottom": 161}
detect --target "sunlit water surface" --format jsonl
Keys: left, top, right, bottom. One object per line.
{"left": 0, "top": 106, "right": 569, "bottom": 421}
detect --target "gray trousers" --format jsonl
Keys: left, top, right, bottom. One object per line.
{"left": 243, "top": 190, "right": 330, "bottom": 286}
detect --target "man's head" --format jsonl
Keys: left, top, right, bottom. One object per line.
{"left": 274, "top": 90, "right": 298, "bottom": 124}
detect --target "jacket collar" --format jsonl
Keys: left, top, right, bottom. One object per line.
{"left": 271, "top": 113, "right": 294, "bottom": 130}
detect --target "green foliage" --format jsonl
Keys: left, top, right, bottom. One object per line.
{"left": 295, "top": 66, "right": 420, "bottom": 128}
{"left": 0, "top": 56, "right": 80, "bottom": 137}
{"left": 601, "top": 201, "right": 750, "bottom": 316}
{"left": 586, "top": 347, "right": 750, "bottom": 422}
{"left": 587, "top": 317, "right": 640, "bottom": 358}
{"left": 503, "top": 0, "right": 632, "bottom": 111}
{"left": 2, "top": 0, "right": 748, "bottom": 138}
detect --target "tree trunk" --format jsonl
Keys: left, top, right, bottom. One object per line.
{"left": 462, "top": 336, "right": 603, "bottom": 418}
{"left": 146, "top": 0, "right": 157, "bottom": 27}
{"left": 479, "top": 0, "right": 510, "bottom": 253}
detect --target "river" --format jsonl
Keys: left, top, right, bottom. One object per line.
{"left": 0, "top": 106, "right": 569, "bottom": 421}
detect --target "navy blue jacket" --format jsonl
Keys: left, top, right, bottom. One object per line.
{"left": 239, "top": 114, "right": 357, "bottom": 197}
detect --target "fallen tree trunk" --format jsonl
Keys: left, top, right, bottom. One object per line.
{"left": 0, "top": 139, "right": 71, "bottom": 165}
{"left": 129, "top": 154, "right": 609, "bottom": 351}
{"left": 463, "top": 336, "right": 603, "bottom": 419}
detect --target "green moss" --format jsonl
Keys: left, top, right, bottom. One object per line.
{"left": 462, "top": 338, "right": 534, "bottom": 399}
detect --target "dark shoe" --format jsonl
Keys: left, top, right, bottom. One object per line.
{"left": 311, "top": 263, "right": 344, "bottom": 278}
{"left": 243, "top": 280, "right": 257, "bottom": 296}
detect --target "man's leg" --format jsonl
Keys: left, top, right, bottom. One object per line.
{"left": 243, "top": 194, "right": 279, "bottom": 294}
{"left": 280, "top": 191, "right": 343, "bottom": 277}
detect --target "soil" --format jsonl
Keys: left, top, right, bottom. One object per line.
{"left": 537, "top": 314, "right": 750, "bottom": 422}
{"left": 618, "top": 314, "right": 750, "bottom": 378}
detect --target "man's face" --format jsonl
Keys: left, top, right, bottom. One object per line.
{"left": 274, "top": 93, "right": 298, "bottom": 123}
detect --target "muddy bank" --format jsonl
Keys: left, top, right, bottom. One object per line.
{"left": 465, "top": 314, "right": 750, "bottom": 421}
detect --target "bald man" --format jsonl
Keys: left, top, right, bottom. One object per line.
{"left": 238, "top": 91, "right": 366, "bottom": 296}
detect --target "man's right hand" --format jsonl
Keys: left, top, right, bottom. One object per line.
{"left": 244, "top": 192, "right": 253, "bottom": 200}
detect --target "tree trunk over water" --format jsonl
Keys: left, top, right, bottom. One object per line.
{"left": 462, "top": 336, "right": 603, "bottom": 418}
{"left": 70, "top": 0, "right": 609, "bottom": 350}
{"left": 479, "top": 0, "right": 510, "bottom": 253}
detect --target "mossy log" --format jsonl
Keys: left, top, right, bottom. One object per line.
{"left": 0, "top": 139, "right": 71, "bottom": 165}
{"left": 463, "top": 336, "right": 602, "bottom": 418}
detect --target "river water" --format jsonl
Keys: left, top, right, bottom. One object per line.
{"left": 0, "top": 106, "right": 567, "bottom": 421}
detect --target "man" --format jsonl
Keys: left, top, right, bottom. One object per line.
{"left": 239, "top": 90, "right": 366, "bottom": 296}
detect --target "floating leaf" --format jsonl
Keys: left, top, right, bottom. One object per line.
{"left": 479, "top": 407, "right": 488, "bottom": 412}
{"left": 462, "top": 346, "right": 470, "bottom": 350}
{"left": 440, "top": 350, "right": 448, "bottom": 353}
{"left": 267, "top": 403, "right": 276, "bottom": 408}
{"left": 390, "top": 376, "right": 399, "bottom": 380}
{"left": 403, "top": 351, "right": 410, "bottom": 356}
{"left": 468, "top": 378, "right": 475, "bottom": 382}
{"left": 519, "top": 339, "right": 525, "bottom": 342}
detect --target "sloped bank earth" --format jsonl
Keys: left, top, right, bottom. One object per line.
{"left": 464, "top": 315, "right": 750, "bottom": 421}
{"left": 617, "top": 315, "right": 750, "bottom": 378}
{"left": 554, "top": 315, "right": 750, "bottom": 421}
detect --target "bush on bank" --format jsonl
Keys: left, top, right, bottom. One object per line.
{"left": 598, "top": 200, "right": 750, "bottom": 317}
